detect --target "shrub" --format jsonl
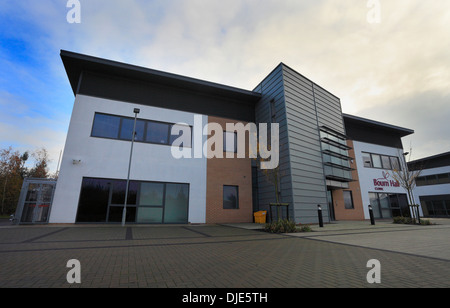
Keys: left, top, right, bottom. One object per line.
{"left": 264, "top": 219, "right": 297, "bottom": 233}
{"left": 393, "top": 216, "right": 412, "bottom": 224}
{"left": 420, "top": 219, "right": 432, "bottom": 225}
{"left": 297, "top": 224, "right": 312, "bottom": 232}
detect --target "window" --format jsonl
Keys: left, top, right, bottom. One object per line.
{"left": 270, "top": 99, "right": 276, "bottom": 122}
{"left": 390, "top": 156, "right": 401, "bottom": 170}
{"left": 437, "top": 173, "right": 450, "bottom": 184}
{"left": 362, "top": 152, "right": 402, "bottom": 171}
{"left": 77, "top": 178, "right": 190, "bottom": 223}
{"left": 146, "top": 122, "right": 170, "bottom": 144}
{"left": 369, "top": 192, "right": 410, "bottom": 219}
{"left": 119, "top": 118, "right": 146, "bottom": 141}
{"left": 371, "top": 154, "right": 382, "bottom": 168}
{"left": 426, "top": 175, "right": 438, "bottom": 185}
{"left": 363, "top": 153, "right": 372, "bottom": 168}
{"left": 170, "top": 124, "right": 192, "bottom": 147}
{"left": 343, "top": 191, "right": 354, "bottom": 209}
{"left": 223, "top": 131, "right": 237, "bottom": 153}
{"left": 416, "top": 173, "right": 450, "bottom": 186}
{"left": 381, "top": 156, "right": 391, "bottom": 169}
{"left": 415, "top": 176, "right": 427, "bottom": 186}
{"left": 91, "top": 112, "right": 192, "bottom": 147}
{"left": 223, "top": 185, "right": 239, "bottom": 209}
{"left": 91, "top": 114, "right": 121, "bottom": 139}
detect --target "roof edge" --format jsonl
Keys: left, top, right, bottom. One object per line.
{"left": 343, "top": 113, "right": 414, "bottom": 136}
{"left": 60, "top": 50, "right": 261, "bottom": 101}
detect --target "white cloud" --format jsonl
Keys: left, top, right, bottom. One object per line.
{"left": 1, "top": 0, "right": 449, "bottom": 163}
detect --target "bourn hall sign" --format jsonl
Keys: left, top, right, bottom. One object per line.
{"left": 373, "top": 171, "right": 400, "bottom": 191}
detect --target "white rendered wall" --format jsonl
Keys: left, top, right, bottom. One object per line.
{"left": 50, "top": 95, "right": 208, "bottom": 223}
{"left": 352, "top": 141, "right": 416, "bottom": 218}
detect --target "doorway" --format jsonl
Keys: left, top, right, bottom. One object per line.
{"left": 15, "top": 178, "right": 57, "bottom": 224}
{"left": 327, "top": 189, "right": 336, "bottom": 221}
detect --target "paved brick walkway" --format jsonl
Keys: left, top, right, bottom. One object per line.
{"left": 0, "top": 222, "right": 449, "bottom": 288}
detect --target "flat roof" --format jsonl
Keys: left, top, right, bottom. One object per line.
{"left": 60, "top": 50, "right": 261, "bottom": 103}
{"left": 408, "top": 152, "right": 450, "bottom": 165}
{"left": 343, "top": 113, "right": 414, "bottom": 137}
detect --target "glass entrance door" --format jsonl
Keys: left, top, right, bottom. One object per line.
{"left": 327, "top": 190, "right": 335, "bottom": 221}
{"left": 20, "top": 182, "right": 55, "bottom": 224}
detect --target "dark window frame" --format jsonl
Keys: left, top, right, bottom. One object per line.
{"left": 362, "top": 152, "right": 403, "bottom": 171}
{"left": 90, "top": 112, "right": 193, "bottom": 148}
{"left": 76, "top": 177, "right": 190, "bottom": 224}
{"left": 223, "top": 185, "right": 239, "bottom": 210}
{"left": 223, "top": 131, "right": 238, "bottom": 153}
{"left": 343, "top": 190, "right": 354, "bottom": 209}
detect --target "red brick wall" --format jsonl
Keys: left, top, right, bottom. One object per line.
{"left": 205, "top": 116, "right": 253, "bottom": 223}
{"left": 332, "top": 139, "right": 365, "bottom": 220}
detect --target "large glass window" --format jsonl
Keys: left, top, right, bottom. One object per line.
{"left": 437, "top": 173, "right": 450, "bottom": 184}
{"left": 91, "top": 112, "right": 192, "bottom": 148}
{"left": 362, "top": 152, "right": 402, "bottom": 171}
{"left": 146, "top": 122, "right": 170, "bottom": 144}
{"left": 371, "top": 154, "right": 382, "bottom": 168}
{"left": 369, "top": 192, "right": 381, "bottom": 219}
{"left": 77, "top": 178, "right": 189, "bottom": 224}
{"left": 381, "top": 156, "right": 391, "bottom": 169}
{"left": 111, "top": 181, "right": 138, "bottom": 205}
{"left": 390, "top": 156, "right": 401, "bottom": 170}
{"left": 420, "top": 196, "right": 450, "bottom": 217}
{"left": 91, "top": 114, "right": 121, "bottom": 139}
{"left": 119, "top": 118, "right": 146, "bottom": 141}
{"left": 416, "top": 173, "right": 450, "bottom": 186}
{"left": 164, "top": 184, "right": 189, "bottom": 223}
{"left": 223, "top": 185, "right": 239, "bottom": 209}
{"left": 139, "top": 182, "right": 164, "bottom": 206}
{"left": 76, "top": 178, "right": 111, "bottom": 222}
{"left": 369, "top": 192, "right": 410, "bottom": 219}
{"left": 137, "top": 207, "right": 163, "bottom": 224}
{"left": 170, "top": 124, "right": 192, "bottom": 147}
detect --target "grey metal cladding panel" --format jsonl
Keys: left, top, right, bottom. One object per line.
{"left": 292, "top": 177, "right": 327, "bottom": 187}
{"left": 293, "top": 189, "right": 328, "bottom": 199}
{"left": 287, "top": 132, "right": 321, "bottom": 148}
{"left": 283, "top": 91, "right": 316, "bottom": 114}
{"left": 313, "top": 86, "right": 345, "bottom": 134}
{"left": 316, "top": 112, "right": 344, "bottom": 132}
{"left": 315, "top": 100, "right": 342, "bottom": 120}
{"left": 289, "top": 144, "right": 324, "bottom": 162}
{"left": 289, "top": 164, "right": 324, "bottom": 178}
{"left": 283, "top": 83, "right": 315, "bottom": 105}
{"left": 315, "top": 96, "right": 342, "bottom": 115}
{"left": 282, "top": 68, "right": 313, "bottom": 92}
{"left": 281, "top": 66, "right": 329, "bottom": 224}
{"left": 255, "top": 64, "right": 294, "bottom": 209}
{"left": 292, "top": 183, "right": 328, "bottom": 194}
{"left": 285, "top": 113, "right": 319, "bottom": 134}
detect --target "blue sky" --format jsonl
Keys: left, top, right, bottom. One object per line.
{"left": 1, "top": 0, "right": 450, "bottom": 173}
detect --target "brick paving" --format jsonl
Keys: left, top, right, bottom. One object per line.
{"left": 0, "top": 222, "right": 449, "bottom": 288}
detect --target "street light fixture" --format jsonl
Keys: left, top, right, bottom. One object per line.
{"left": 122, "top": 108, "right": 140, "bottom": 226}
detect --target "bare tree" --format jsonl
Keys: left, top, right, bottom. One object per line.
{"left": 391, "top": 148, "right": 422, "bottom": 223}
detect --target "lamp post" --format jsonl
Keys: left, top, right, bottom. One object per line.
{"left": 122, "top": 108, "right": 140, "bottom": 226}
